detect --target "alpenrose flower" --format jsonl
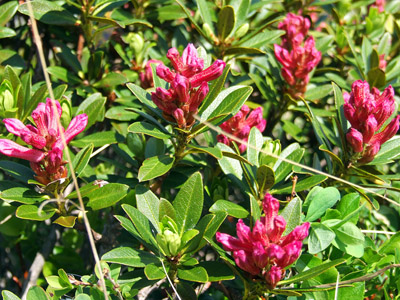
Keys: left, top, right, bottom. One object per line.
{"left": 274, "top": 13, "right": 321, "bottom": 98}
{"left": 216, "top": 194, "right": 310, "bottom": 289}
{"left": 140, "top": 59, "right": 163, "bottom": 89}
{"left": 151, "top": 44, "right": 226, "bottom": 129}
{"left": 0, "top": 98, "right": 88, "bottom": 185}
{"left": 344, "top": 80, "right": 400, "bottom": 164}
{"left": 217, "top": 105, "right": 266, "bottom": 153}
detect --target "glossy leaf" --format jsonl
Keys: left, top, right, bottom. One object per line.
{"left": 138, "top": 155, "right": 175, "bottom": 182}
{"left": 72, "top": 143, "right": 93, "bottom": 177}
{"left": 305, "top": 187, "right": 340, "bottom": 222}
{"left": 135, "top": 185, "right": 160, "bottom": 232}
{"left": 16, "top": 205, "right": 56, "bottom": 221}
{"left": 217, "top": 6, "right": 235, "bottom": 40}
{"left": 210, "top": 200, "right": 249, "bottom": 218}
{"left": 0, "top": 187, "right": 50, "bottom": 204}
{"left": 177, "top": 266, "right": 208, "bottom": 283}
{"left": 199, "top": 261, "right": 235, "bottom": 281}
{"left": 308, "top": 223, "right": 336, "bottom": 254}
{"left": 87, "top": 183, "right": 129, "bottom": 210}
{"left": 102, "top": 247, "right": 159, "bottom": 267}
{"left": 26, "top": 286, "right": 50, "bottom": 300}
{"left": 128, "top": 121, "right": 172, "bottom": 139}
{"left": 173, "top": 172, "right": 203, "bottom": 236}
{"left": 247, "top": 127, "right": 263, "bottom": 166}
{"left": 280, "top": 197, "right": 301, "bottom": 235}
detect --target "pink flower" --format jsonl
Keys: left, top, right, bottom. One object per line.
{"left": 0, "top": 98, "right": 88, "bottom": 185}
{"left": 278, "top": 13, "right": 310, "bottom": 49}
{"left": 274, "top": 13, "right": 321, "bottom": 98}
{"left": 216, "top": 193, "right": 309, "bottom": 288}
{"left": 151, "top": 44, "right": 226, "bottom": 129}
{"left": 217, "top": 105, "right": 266, "bottom": 153}
{"left": 140, "top": 59, "right": 163, "bottom": 89}
{"left": 370, "top": 0, "right": 385, "bottom": 13}
{"left": 344, "top": 81, "right": 399, "bottom": 164}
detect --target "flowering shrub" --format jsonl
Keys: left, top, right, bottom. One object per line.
{"left": 1, "top": 1, "right": 400, "bottom": 300}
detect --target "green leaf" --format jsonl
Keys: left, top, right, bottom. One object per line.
{"left": 72, "top": 143, "right": 94, "bottom": 177}
{"left": 217, "top": 143, "right": 244, "bottom": 188}
{"left": 26, "top": 286, "right": 50, "bottom": 300}
{"left": 186, "top": 144, "right": 222, "bottom": 159}
{"left": 270, "top": 175, "right": 327, "bottom": 195}
{"left": 336, "top": 193, "right": 360, "bottom": 224}
{"left": 70, "top": 131, "right": 119, "bottom": 148}
{"left": 280, "top": 197, "right": 301, "bottom": 235}
{"left": 16, "top": 205, "right": 56, "bottom": 221}
{"left": 22, "top": 84, "right": 48, "bottom": 121}
{"left": 199, "top": 261, "right": 235, "bottom": 281}
{"left": 138, "top": 155, "right": 175, "bottom": 182}
{"left": 102, "top": 247, "right": 159, "bottom": 267}
{"left": 76, "top": 93, "right": 106, "bottom": 130}
{"left": 200, "top": 86, "right": 252, "bottom": 126}
{"left": 173, "top": 172, "right": 203, "bottom": 236}
{"left": 273, "top": 144, "right": 304, "bottom": 183}
{"left": 224, "top": 46, "right": 265, "bottom": 56}
{"left": 369, "top": 137, "right": 400, "bottom": 165}
{"left": 345, "top": 32, "right": 366, "bottom": 80}
{"left": 277, "top": 258, "right": 346, "bottom": 285}
{"left": 47, "top": 66, "right": 81, "bottom": 84}
{"left": 197, "top": 0, "right": 213, "bottom": 27}
{"left": 0, "top": 1, "right": 18, "bottom": 27}
{"left": 159, "top": 198, "right": 175, "bottom": 221}
{"left": 87, "top": 51, "right": 104, "bottom": 81}
{"left": 126, "top": 83, "right": 164, "bottom": 120}
{"left": 2, "top": 290, "right": 21, "bottom": 300}
{"left": 176, "top": 282, "right": 197, "bottom": 300}
{"left": 144, "top": 263, "right": 165, "bottom": 280}
{"left": 199, "top": 65, "right": 230, "bottom": 114}
{"left": 128, "top": 122, "right": 171, "bottom": 139}
{"left": 93, "top": 72, "right": 127, "bottom": 88}
{"left": 136, "top": 185, "right": 160, "bottom": 232}
{"left": 53, "top": 216, "right": 77, "bottom": 228}
{"left": 217, "top": 6, "right": 235, "bottom": 40}
{"left": 177, "top": 266, "right": 208, "bottom": 283}
{"left": 332, "top": 222, "right": 365, "bottom": 257}
{"left": 122, "top": 204, "right": 158, "bottom": 252}
{"left": 74, "top": 295, "right": 91, "bottom": 300}
{"left": 0, "top": 27, "right": 16, "bottom": 39}
{"left": 0, "top": 187, "right": 50, "bottom": 204}
{"left": 87, "top": 15, "right": 124, "bottom": 27}
{"left": 308, "top": 223, "right": 336, "bottom": 254}
{"left": 250, "top": 194, "right": 261, "bottom": 224}
{"left": 240, "top": 30, "right": 284, "bottom": 48}
{"left": 305, "top": 187, "right": 340, "bottom": 222}
{"left": 379, "top": 232, "right": 400, "bottom": 255}
{"left": 210, "top": 200, "right": 249, "bottom": 218}
{"left": 18, "top": 0, "right": 77, "bottom": 26}
{"left": 247, "top": 127, "right": 263, "bottom": 166}
{"left": 87, "top": 183, "right": 129, "bottom": 210}
{"left": 367, "top": 67, "right": 385, "bottom": 89}
{"left": 304, "top": 84, "right": 332, "bottom": 101}
{"left": 256, "top": 165, "right": 275, "bottom": 193}
{"left": 51, "top": 40, "right": 82, "bottom": 74}
{"left": 184, "top": 214, "right": 214, "bottom": 253}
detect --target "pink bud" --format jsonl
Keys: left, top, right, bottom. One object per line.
{"left": 359, "top": 141, "right": 381, "bottom": 164}
{"left": 45, "top": 98, "right": 62, "bottom": 140}
{"left": 181, "top": 43, "right": 204, "bottom": 77}
{"left": 263, "top": 193, "right": 280, "bottom": 231}
{"left": 216, "top": 232, "right": 251, "bottom": 252}
{"left": 172, "top": 74, "right": 190, "bottom": 103}
{"left": 362, "top": 115, "right": 378, "bottom": 143}
{"left": 63, "top": 114, "right": 88, "bottom": 145}
{"left": 233, "top": 249, "right": 260, "bottom": 275}
{"left": 268, "top": 216, "right": 286, "bottom": 243}
{"left": 31, "top": 103, "right": 48, "bottom": 137}
{"left": 0, "top": 139, "right": 44, "bottom": 162}
{"left": 265, "top": 266, "right": 283, "bottom": 289}
{"left": 189, "top": 81, "right": 209, "bottom": 111}
{"left": 166, "top": 48, "right": 184, "bottom": 73}
{"left": 3, "top": 119, "right": 46, "bottom": 149}
{"left": 189, "top": 60, "right": 226, "bottom": 87}
{"left": 274, "top": 45, "right": 291, "bottom": 69}
{"left": 281, "top": 68, "right": 296, "bottom": 86}
{"left": 236, "top": 219, "right": 252, "bottom": 245}
{"left": 370, "top": 115, "right": 400, "bottom": 146}
{"left": 156, "top": 64, "right": 176, "bottom": 83}
{"left": 351, "top": 80, "right": 374, "bottom": 109}
{"left": 281, "top": 222, "right": 310, "bottom": 247}
{"left": 252, "top": 220, "right": 268, "bottom": 247}
{"left": 173, "top": 108, "right": 186, "bottom": 128}
{"left": 217, "top": 134, "right": 230, "bottom": 145}
{"left": 266, "top": 244, "right": 285, "bottom": 263}
{"left": 252, "top": 242, "right": 269, "bottom": 269}
{"left": 278, "top": 241, "right": 302, "bottom": 267}
{"left": 346, "top": 128, "right": 364, "bottom": 153}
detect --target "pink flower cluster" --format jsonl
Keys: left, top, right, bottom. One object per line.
{"left": 344, "top": 80, "right": 399, "bottom": 164}
{"left": 217, "top": 105, "right": 266, "bottom": 153}
{"left": 140, "top": 59, "right": 162, "bottom": 89}
{"left": 0, "top": 98, "right": 88, "bottom": 185}
{"left": 216, "top": 194, "right": 310, "bottom": 289}
{"left": 151, "top": 44, "right": 226, "bottom": 129}
{"left": 370, "top": 0, "right": 385, "bottom": 13}
{"left": 274, "top": 13, "right": 321, "bottom": 98}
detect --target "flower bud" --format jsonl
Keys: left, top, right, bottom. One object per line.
{"left": 346, "top": 128, "right": 364, "bottom": 153}
{"left": 265, "top": 266, "right": 283, "bottom": 289}
{"left": 126, "top": 33, "right": 144, "bottom": 56}
{"left": 0, "top": 80, "right": 14, "bottom": 112}
{"left": 235, "top": 23, "right": 249, "bottom": 39}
